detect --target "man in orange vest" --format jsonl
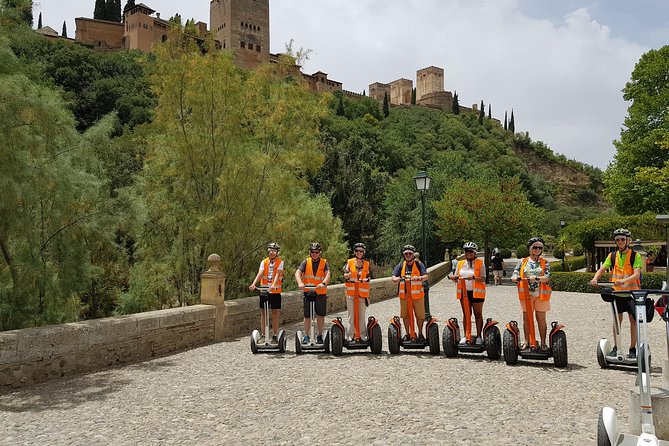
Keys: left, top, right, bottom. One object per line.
{"left": 249, "top": 242, "right": 284, "bottom": 345}
{"left": 590, "top": 228, "right": 642, "bottom": 359}
{"left": 343, "top": 242, "right": 372, "bottom": 343}
{"left": 448, "top": 242, "right": 487, "bottom": 346}
{"left": 295, "top": 242, "right": 331, "bottom": 344}
{"left": 391, "top": 245, "right": 428, "bottom": 342}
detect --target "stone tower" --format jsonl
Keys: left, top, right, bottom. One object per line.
{"left": 210, "top": 0, "right": 270, "bottom": 71}
{"left": 416, "top": 66, "right": 444, "bottom": 100}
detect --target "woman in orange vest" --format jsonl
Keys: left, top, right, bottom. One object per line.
{"left": 391, "top": 245, "right": 428, "bottom": 342}
{"left": 343, "top": 242, "right": 372, "bottom": 343}
{"left": 249, "top": 242, "right": 284, "bottom": 345}
{"left": 511, "top": 237, "right": 552, "bottom": 350}
{"left": 448, "top": 242, "right": 486, "bottom": 346}
{"left": 295, "top": 242, "right": 331, "bottom": 344}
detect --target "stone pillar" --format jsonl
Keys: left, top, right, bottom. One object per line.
{"left": 201, "top": 254, "right": 226, "bottom": 341}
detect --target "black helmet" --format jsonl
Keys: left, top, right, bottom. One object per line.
{"left": 267, "top": 242, "right": 280, "bottom": 251}
{"left": 309, "top": 242, "right": 322, "bottom": 252}
{"left": 353, "top": 242, "right": 366, "bottom": 252}
{"left": 527, "top": 237, "right": 545, "bottom": 248}
{"left": 463, "top": 242, "right": 478, "bottom": 251}
{"left": 402, "top": 244, "right": 416, "bottom": 254}
{"left": 612, "top": 228, "right": 632, "bottom": 239}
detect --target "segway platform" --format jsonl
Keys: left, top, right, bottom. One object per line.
{"left": 387, "top": 316, "right": 440, "bottom": 354}
{"left": 503, "top": 320, "right": 568, "bottom": 367}
{"left": 443, "top": 317, "right": 501, "bottom": 359}
{"left": 330, "top": 316, "right": 383, "bottom": 355}
{"left": 251, "top": 329, "right": 287, "bottom": 353}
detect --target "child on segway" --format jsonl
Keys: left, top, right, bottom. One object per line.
{"left": 295, "top": 242, "right": 330, "bottom": 345}
{"left": 249, "top": 242, "right": 284, "bottom": 345}
{"left": 448, "top": 242, "right": 487, "bottom": 346}
{"left": 343, "top": 242, "right": 372, "bottom": 343}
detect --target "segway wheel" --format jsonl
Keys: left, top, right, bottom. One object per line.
{"left": 442, "top": 325, "right": 458, "bottom": 358}
{"left": 597, "top": 409, "right": 612, "bottom": 446}
{"left": 278, "top": 332, "right": 286, "bottom": 353}
{"left": 502, "top": 329, "right": 518, "bottom": 365}
{"left": 324, "top": 331, "right": 331, "bottom": 354}
{"left": 596, "top": 342, "right": 607, "bottom": 369}
{"left": 388, "top": 325, "right": 400, "bottom": 354}
{"left": 331, "top": 325, "right": 344, "bottom": 356}
{"left": 295, "top": 333, "right": 303, "bottom": 355}
{"left": 428, "top": 323, "right": 440, "bottom": 355}
{"left": 250, "top": 335, "right": 258, "bottom": 354}
{"left": 485, "top": 325, "right": 502, "bottom": 360}
{"left": 370, "top": 324, "right": 383, "bottom": 354}
{"left": 552, "top": 330, "right": 568, "bottom": 368}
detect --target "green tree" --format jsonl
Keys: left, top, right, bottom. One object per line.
{"left": 488, "top": 103, "right": 491, "bottom": 119}
{"left": 94, "top": 0, "right": 106, "bottom": 20}
{"left": 362, "top": 89, "right": 366, "bottom": 96}
{"left": 411, "top": 87, "right": 416, "bottom": 105}
{"left": 336, "top": 94, "right": 344, "bottom": 116}
{"left": 509, "top": 109, "right": 515, "bottom": 132}
{"left": 383, "top": 91, "right": 389, "bottom": 117}
{"left": 504, "top": 111, "right": 508, "bottom": 130}
{"left": 2, "top": 0, "right": 32, "bottom": 26}
{"left": 37, "top": 11, "right": 40, "bottom": 28}
{"left": 61, "top": 20, "right": 67, "bottom": 37}
{"left": 451, "top": 91, "right": 459, "bottom": 114}
{"left": 605, "top": 45, "right": 669, "bottom": 214}
{"left": 478, "top": 100, "right": 484, "bottom": 124}
{"left": 123, "top": 0, "right": 135, "bottom": 12}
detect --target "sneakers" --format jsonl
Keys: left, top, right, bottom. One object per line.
{"left": 271, "top": 336, "right": 278, "bottom": 345}
{"left": 627, "top": 348, "right": 637, "bottom": 360}
{"left": 608, "top": 346, "right": 618, "bottom": 358}
{"left": 418, "top": 334, "right": 426, "bottom": 343}
{"left": 302, "top": 335, "right": 310, "bottom": 344}
{"left": 458, "top": 338, "right": 467, "bottom": 346}
{"left": 475, "top": 337, "right": 483, "bottom": 346}
{"left": 316, "top": 335, "right": 324, "bottom": 344}
{"left": 258, "top": 336, "right": 266, "bottom": 344}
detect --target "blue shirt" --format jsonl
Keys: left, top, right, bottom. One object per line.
{"left": 392, "top": 260, "right": 427, "bottom": 277}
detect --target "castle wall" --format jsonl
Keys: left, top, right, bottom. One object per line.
{"left": 417, "top": 90, "right": 453, "bottom": 110}
{"left": 390, "top": 78, "right": 412, "bottom": 105}
{"left": 75, "top": 18, "right": 124, "bottom": 51}
{"left": 369, "top": 82, "right": 390, "bottom": 102}
{"left": 416, "top": 66, "right": 444, "bottom": 100}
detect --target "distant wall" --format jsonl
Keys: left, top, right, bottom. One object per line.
{"left": 0, "top": 262, "right": 448, "bottom": 389}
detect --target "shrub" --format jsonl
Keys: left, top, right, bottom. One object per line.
{"left": 553, "top": 247, "right": 565, "bottom": 260}
{"left": 499, "top": 248, "right": 512, "bottom": 259}
{"left": 550, "top": 272, "right": 668, "bottom": 293}
{"left": 572, "top": 244, "right": 585, "bottom": 256}
{"left": 550, "top": 256, "right": 586, "bottom": 272}
{"left": 516, "top": 245, "right": 529, "bottom": 259}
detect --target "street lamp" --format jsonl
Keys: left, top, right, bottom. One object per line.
{"left": 413, "top": 171, "right": 431, "bottom": 266}
{"left": 656, "top": 214, "right": 669, "bottom": 285}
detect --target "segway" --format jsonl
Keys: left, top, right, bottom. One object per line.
{"left": 442, "top": 277, "right": 501, "bottom": 359}
{"left": 388, "top": 277, "right": 439, "bottom": 355}
{"left": 503, "top": 278, "right": 568, "bottom": 367}
{"left": 250, "top": 286, "right": 286, "bottom": 353}
{"left": 597, "top": 288, "right": 667, "bottom": 446}
{"left": 330, "top": 280, "right": 382, "bottom": 355}
{"left": 596, "top": 282, "right": 641, "bottom": 368}
{"left": 295, "top": 286, "right": 330, "bottom": 354}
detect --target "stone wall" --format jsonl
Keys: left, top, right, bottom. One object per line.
{"left": 0, "top": 261, "right": 448, "bottom": 389}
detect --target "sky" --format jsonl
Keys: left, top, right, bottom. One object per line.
{"left": 34, "top": 1, "right": 669, "bottom": 168}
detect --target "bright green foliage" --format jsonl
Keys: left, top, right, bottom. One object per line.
{"left": 1, "top": 0, "right": 32, "bottom": 26}
{"left": 562, "top": 212, "right": 665, "bottom": 252}
{"left": 605, "top": 45, "right": 669, "bottom": 214}
{"left": 122, "top": 32, "right": 347, "bottom": 309}
{"left": 433, "top": 177, "right": 541, "bottom": 266}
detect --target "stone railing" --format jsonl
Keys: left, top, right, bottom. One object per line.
{"left": 0, "top": 256, "right": 448, "bottom": 388}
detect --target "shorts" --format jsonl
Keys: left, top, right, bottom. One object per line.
{"left": 400, "top": 297, "right": 426, "bottom": 320}
{"left": 259, "top": 292, "right": 282, "bottom": 309}
{"left": 601, "top": 292, "right": 633, "bottom": 315}
{"left": 493, "top": 270, "right": 503, "bottom": 279}
{"left": 520, "top": 294, "right": 550, "bottom": 312}
{"left": 463, "top": 290, "right": 485, "bottom": 304}
{"left": 303, "top": 294, "right": 327, "bottom": 317}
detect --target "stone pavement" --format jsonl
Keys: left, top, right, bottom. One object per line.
{"left": 1, "top": 279, "right": 667, "bottom": 445}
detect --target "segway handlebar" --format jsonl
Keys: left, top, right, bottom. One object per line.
{"left": 596, "top": 282, "right": 616, "bottom": 287}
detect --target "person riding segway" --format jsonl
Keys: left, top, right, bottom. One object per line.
{"left": 504, "top": 237, "right": 567, "bottom": 367}
{"left": 249, "top": 242, "right": 286, "bottom": 353}
{"left": 330, "top": 243, "right": 382, "bottom": 355}
{"left": 590, "top": 228, "right": 643, "bottom": 367}
{"left": 388, "top": 245, "right": 439, "bottom": 354}
{"left": 294, "top": 242, "right": 331, "bottom": 353}
{"left": 443, "top": 242, "right": 501, "bottom": 359}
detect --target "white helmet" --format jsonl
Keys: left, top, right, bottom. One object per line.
{"left": 463, "top": 242, "right": 478, "bottom": 251}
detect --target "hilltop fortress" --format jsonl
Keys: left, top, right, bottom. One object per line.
{"left": 43, "top": 0, "right": 483, "bottom": 113}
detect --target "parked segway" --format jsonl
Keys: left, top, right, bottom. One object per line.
{"left": 250, "top": 286, "right": 287, "bottom": 353}
{"left": 331, "top": 279, "right": 382, "bottom": 355}
{"left": 443, "top": 277, "right": 501, "bottom": 359}
{"left": 597, "top": 288, "right": 667, "bottom": 446}
{"left": 503, "top": 278, "right": 568, "bottom": 367}
{"left": 595, "top": 282, "right": 641, "bottom": 368}
{"left": 388, "top": 277, "right": 439, "bottom": 355}
{"left": 295, "top": 286, "right": 330, "bottom": 354}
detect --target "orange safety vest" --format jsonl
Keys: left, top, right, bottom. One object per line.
{"left": 260, "top": 257, "right": 283, "bottom": 293}
{"left": 517, "top": 257, "right": 552, "bottom": 301}
{"left": 345, "top": 258, "right": 370, "bottom": 299}
{"left": 398, "top": 261, "right": 425, "bottom": 300}
{"left": 303, "top": 257, "right": 328, "bottom": 295}
{"left": 608, "top": 251, "right": 640, "bottom": 291}
{"left": 456, "top": 258, "right": 486, "bottom": 300}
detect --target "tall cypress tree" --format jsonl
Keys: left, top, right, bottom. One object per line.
{"left": 61, "top": 20, "right": 67, "bottom": 37}
{"left": 504, "top": 111, "right": 508, "bottom": 130}
{"left": 37, "top": 11, "right": 42, "bottom": 28}
{"left": 382, "top": 92, "right": 389, "bottom": 117}
{"left": 362, "top": 89, "right": 366, "bottom": 96}
{"left": 94, "top": 0, "right": 106, "bottom": 20}
{"left": 411, "top": 88, "right": 416, "bottom": 105}
{"left": 478, "top": 100, "right": 485, "bottom": 124}
{"left": 451, "top": 91, "right": 460, "bottom": 114}
{"left": 487, "top": 104, "right": 491, "bottom": 119}
{"left": 123, "top": 0, "right": 135, "bottom": 13}
{"left": 509, "top": 110, "right": 515, "bottom": 132}
{"left": 336, "top": 95, "right": 345, "bottom": 116}
{"left": 106, "top": 0, "right": 121, "bottom": 22}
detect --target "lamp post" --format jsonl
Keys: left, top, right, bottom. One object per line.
{"left": 414, "top": 170, "right": 431, "bottom": 319}
{"left": 560, "top": 219, "right": 566, "bottom": 271}
{"left": 656, "top": 215, "right": 669, "bottom": 285}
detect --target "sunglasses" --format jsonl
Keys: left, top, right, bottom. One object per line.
{"left": 310, "top": 250, "right": 320, "bottom": 254}
{"left": 531, "top": 246, "right": 543, "bottom": 250}
{"left": 614, "top": 237, "right": 627, "bottom": 242}
{"left": 403, "top": 252, "right": 413, "bottom": 255}
{"left": 354, "top": 249, "right": 364, "bottom": 253}
{"left": 464, "top": 249, "right": 476, "bottom": 253}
